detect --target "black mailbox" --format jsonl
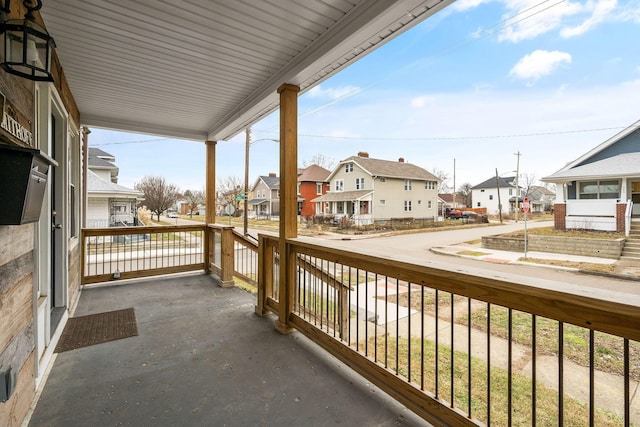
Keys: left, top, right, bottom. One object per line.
{"left": 0, "top": 144, "right": 57, "bottom": 225}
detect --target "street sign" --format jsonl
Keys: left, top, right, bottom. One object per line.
{"left": 523, "top": 197, "right": 530, "bottom": 213}
{"left": 235, "top": 194, "right": 245, "bottom": 200}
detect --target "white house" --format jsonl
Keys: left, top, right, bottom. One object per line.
{"left": 312, "top": 152, "right": 439, "bottom": 225}
{"left": 471, "top": 176, "right": 522, "bottom": 214}
{"left": 87, "top": 147, "right": 144, "bottom": 227}
{"left": 543, "top": 120, "right": 640, "bottom": 232}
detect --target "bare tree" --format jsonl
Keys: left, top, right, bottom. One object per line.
{"left": 458, "top": 182, "right": 473, "bottom": 208}
{"left": 134, "top": 176, "right": 181, "bottom": 221}
{"left": 217, "top": 176, "right": 244, "bottom": 215}
{"left": 520, "top": 172, "right": 537, "bottom": 197}
{"left": 303, "top": 153, "right": 335, "bottom": 170}
{"left": 183, "top": 189, "right": 204, "bottom": 217}
{"left": 431, "top": 168, "right": 451, "bottom": 193}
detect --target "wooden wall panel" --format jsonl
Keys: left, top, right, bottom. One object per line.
{"left": 0, "top": 353, "right": 35, "bottom": 427}
{"left": 0, "top": 273, "right": 33, "bottom": 355}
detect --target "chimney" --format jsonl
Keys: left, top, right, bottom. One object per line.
{"left": 398, "top": 157, "right": 405, "bottom": 163}
{"left": 357, "top": 151, "right": 369, "bottom": 158}
{"left": 268, "top": 172, "right": 276, "bottom": 177}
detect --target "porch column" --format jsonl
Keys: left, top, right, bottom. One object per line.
{"left": 205, "top": 141, "right": 217, "bottom": 225}
{"left": 205, "top": 141, "right": 217, "bottom": 274}
{"left": 276, "top": 83, "right": 300, "bottom": 334}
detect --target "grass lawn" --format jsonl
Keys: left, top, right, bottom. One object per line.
{"left": 503, "top": 226, "right": 624, "bottom": 240}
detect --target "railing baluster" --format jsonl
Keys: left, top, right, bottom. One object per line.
{"left": 408, "top": 282, "right": 411, "bottom": 382}
{"left": 559, "top": 322, "right": 564, "bottom": 426}
{"left": 450, "top": 292, "right": 454, "bottom": 407}
{"left": 589, "top": 329, "right": 594, "bottom": 427}
{"left": 468, "top": 296, "right": 471, "bottom": 418}
{"left": 421, "top": 284, "right": 424, "bottom": 391}
{"left": 487, "top": 303, "right": 491, "bottom": 426}
{"left": 396, "top": 278, "right": 400, "bottom": 375}
{"left": 508, "top": 308, "right": 512, "bottom": 427}
{"left": 532, "top": 314, "right": 536, "bottom": 427}
{"left": 624, "top": 338, "right": 630, "bottom": 427}
{"left": 435, "top": 289, "right": 439, "bottom": 399}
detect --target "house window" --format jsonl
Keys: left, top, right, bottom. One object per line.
{"left": 404, "top": 180, "right": 412, "bottom": 191}
{"left": 404, "top": 200, "right": 412, "bottom": 212}
{"left": 477, "top": 202, "right": 481, "bottom": 207}
{"left": 425, "top": 181, "right": 436, "bottom": 190}
{"left": 355, "top": 177, "right": 365, "bottom": 190}
{"left": 418, "top": 200, "right": 422, "bottom": 205}
{"left": 276, "top": 190, "right": 280, "bottom": 198}
{"left": 427, "top": 200, "right": 432, "bottom": 209}
{"left": 345, "top": 163, "right": 353, "bottom": 173}
{"left": 509, "top": 189, "right": 513, "bottom": 196}
{"left": 579, "top": 180, "right": 620, "bottom": 199}
{"left": 316, "top": 183, "right": 322, "bottom": 195}
{"left": 337, "top": 201, "right": 344, "bottom": 213}
{"left": 380, "top": 199, "right": 386, "bottom": 206}
{"left": 489, "top": 195, "right": 493, "bottom": 200}
{"left": 379, "top": 177, "right": 386, "bottom": 182}
{"left": 480, "top": 189, "right": 485, "bottom": 192}
{"left": 334, "top": 179, "right": 344, "bottom": 192}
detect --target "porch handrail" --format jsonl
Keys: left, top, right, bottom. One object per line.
{"left": 626, "top": 198, "right": 633, "bottom": 236}
{"left": 256, "top": 234, "right": 640, "bottom": 426}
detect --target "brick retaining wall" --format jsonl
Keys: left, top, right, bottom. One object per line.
{"left": 482, "top": 234, "right": 625, "bottom": 259}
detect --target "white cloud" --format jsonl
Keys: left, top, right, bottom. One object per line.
{"left": 510, "top": 50, "right": 572, "bottom": 81}
{"left": 307, "top": 84, "right": 361, "bottom": 100}
{"left": 561, "top": 0, "right": 617, "bottom": 37}
{"left": 452, "top": 0, "right": 493, "bottom": 12}
{"left": 485, "top": 0, "right": 620, "bottom": 42}
{"left": 410, "top": 96, "right": 438, "bottom": 108}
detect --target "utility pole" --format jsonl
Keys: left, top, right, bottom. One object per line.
{"left": 495, "top": 168, "right": 503, "bottom": 224}
{"left": 244, "top": 127, "right": 251, "bottom": 236}
{"left": 514, "top": 151, "right": 521, "bottom": 223}
{"left": 452, "top": 158, "right": 456, "bottom": 208}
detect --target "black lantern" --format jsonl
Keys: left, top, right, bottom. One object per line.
{"left": 0, "top": 0, "right": 55, "bottom": 82}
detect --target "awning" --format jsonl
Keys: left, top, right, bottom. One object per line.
{"left": 248, "top": 199, "right": 267, "bottom": 206}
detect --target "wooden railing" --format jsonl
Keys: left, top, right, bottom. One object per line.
{"left": 81, "top": 225, "right": 207, "bottom": 285}
{"left": 256, "top": 234, "right": 640, "bottom": 426}
{"left": 232, "top": 231, "right": 259, "bottom": 286}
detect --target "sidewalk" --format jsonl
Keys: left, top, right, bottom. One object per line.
{"left": 431, "top": 242, "right": 640, "bottom": 280}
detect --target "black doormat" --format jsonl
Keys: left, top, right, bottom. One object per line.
{"left": 55, "top": 308, "right": 138, "bottom": 353}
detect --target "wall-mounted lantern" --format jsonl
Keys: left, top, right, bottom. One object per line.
{"left": 0, "top": 0, "right": 55, "bottom": 82}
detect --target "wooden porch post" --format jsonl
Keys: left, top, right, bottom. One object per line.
{"left": 205, "top": 141, "right": 217, "bottom": 273}
{"left": 275, "top": 83, "right": 300, "bottom": 334}
{"left": 205, "top": 141, "right": 217, "bottom": 225}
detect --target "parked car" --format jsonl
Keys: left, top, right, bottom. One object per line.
{"left": 447, "top": 210, "right": 463, "bottom": 219}
{"left": 166, "top": 211, "right": 178, "bottom": 218}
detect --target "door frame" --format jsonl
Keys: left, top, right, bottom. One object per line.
{"left": 33, "top": 83, "right": 71, "bottom": 383}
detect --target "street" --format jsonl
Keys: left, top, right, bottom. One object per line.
{"left": 319, "top": 221, "right": 640, "bottom": 296}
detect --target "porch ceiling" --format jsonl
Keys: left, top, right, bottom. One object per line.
{"left": 41, "top": 0, "right": 453, "bottom": 142}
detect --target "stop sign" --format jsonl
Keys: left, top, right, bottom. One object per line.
{"left": 523, "top": 197, "right": 530, "bottom": 213}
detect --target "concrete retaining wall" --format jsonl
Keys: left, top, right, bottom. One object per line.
{"left": 482, "top": 235, "right": 625, "bottom": 259}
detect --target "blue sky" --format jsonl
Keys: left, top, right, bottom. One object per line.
{"left": 88, "top": 0, "right": 640, "bottom": 193}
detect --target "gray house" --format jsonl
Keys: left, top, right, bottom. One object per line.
{"left": 250, "top": 173, "right": 280, "bottom": 219}
{"left": 87, "top": 147, "right": 144, "bottom": 227}
{"left": 543, "top": 119, "right": 640, "bottom": 232}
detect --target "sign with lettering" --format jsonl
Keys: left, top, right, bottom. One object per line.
{"left": 0, "top": 92, "right": 33, "bottom": 147}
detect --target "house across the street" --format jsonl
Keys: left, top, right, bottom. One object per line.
{"left": 297, "top": 164, "right": 330, "bottom": 218}
{"left": 543, "top": 119, "right": 640, "bottom": 232}
{"left": 312, "top": 152, "right": 439, "bottom": 225}
{"left": 87, "top": 147, "right": 144, "bottom": 227}
{"left": 471, "top": 176, "right": 522, "bottom": 215}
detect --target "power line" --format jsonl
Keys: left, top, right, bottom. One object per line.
{"left": 253, "top": 125, "right": 628, "bottom": 143}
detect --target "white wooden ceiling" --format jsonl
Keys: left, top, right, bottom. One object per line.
{"left": 41, "top": 0, "right": 453, "bottom": 141}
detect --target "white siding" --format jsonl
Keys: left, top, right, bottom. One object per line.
{"left": 87, "top": 198, "right": 109, "bottom": 228}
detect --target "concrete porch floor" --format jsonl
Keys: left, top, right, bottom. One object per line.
{"left": 27, "top": 274, "right": 430, "bottom": 426}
